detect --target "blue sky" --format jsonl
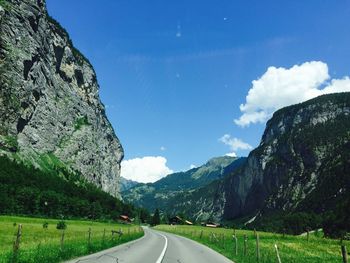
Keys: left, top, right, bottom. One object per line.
{"left": 46, "top": 0, "right": 350, "bottom": 182}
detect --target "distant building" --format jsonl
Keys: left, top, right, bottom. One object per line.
{"left": 205, "top": 222, "right": 220, "bottom": 228}
{"left": 185, "top": 220, "right": 193, "bottom": 225}
{"left": 169, "top": 215, "right": 183, "bottom": 225}
{"left": 120, "top": 215, "right": 131, "bottom": 223}
{"left": 169, "top": 216, "right": 194, "bottom": 225}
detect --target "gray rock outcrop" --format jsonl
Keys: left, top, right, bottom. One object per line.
{"left": 0, "top": 0, "right": 123, "bottom": 197}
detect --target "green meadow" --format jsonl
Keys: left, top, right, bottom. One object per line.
{"left": 0, "top": 216, "right": 143, "bottom": 263}
{"left": 155, "top": 225, "right": 349, "bottom": 263}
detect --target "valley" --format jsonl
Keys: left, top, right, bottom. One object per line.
{"left": 0, "top": 0, "right": 349, "bottom": 262}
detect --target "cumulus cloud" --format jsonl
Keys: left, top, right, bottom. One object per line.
{"left": 121, "top": 156, "right": 173, "bottom": 183}
{"left": 225, "top": 152, "right": 237, "bottom": 157}
{"left": 235, "top": 61, "right": 350, "bottom": 127}
{"left": 219, "top": 134, "right": 253, "bottom": 157}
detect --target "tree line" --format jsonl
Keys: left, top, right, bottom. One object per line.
{"left": 0, "top": 156, "right": 150, "bottom": 222}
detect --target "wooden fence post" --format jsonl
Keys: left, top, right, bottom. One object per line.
{"left": 256, "top": 233, "right": 260, "bottom": 262}
{"left": 213, "top": 233, "right": 217, "bottom": 243}
{"left": 102, "top": 228, "right": 106, "bottom": 243}
{"left": 233, "top": 235, "right": 238, "bottom": 256}
{"left": 88, "top": 228, "right": 92, "bottom": 246}
{"left": 341, "top": 245, "right": 348, "bottom": 263}
{"left": 244, "top": 234, "right": 247, "bottom": 256}
{"left": 200, "top": 230, "right": 203, "bottom": 239}
{"left": 119, "top": 228, "right": 123, "bottom": 240}
{"left": 307, "top": 230, "right": 310, "bottom": 242}
{"left": 60, "top": 230, "right": 65, "bottom": 251}
{"left": 13, "top": 224, "right": 22, "bottom": 258}
{"left": 275, "top": 244, "right": 282, "bottom": 263}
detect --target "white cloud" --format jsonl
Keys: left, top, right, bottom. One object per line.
{"left": 160, "top": 146, "right": 166, "bottom": 151}
{"left": 105, "top": 104, "right": 115, "bottom": 110}
{"left": 121, "top": 156, "right": 173, "bottom": 183}
{"left": 235, "top": 61, "right": 350, "bottom": 127}
{"left": 176, "top": 23, "right": 182, "bottom": 38}
{"left": 219, "top": 134, "right": 253, "bottom": 157}
{"left": 225, "top": 152, "right": 237, "bottom": 157}
{"left": 190, "top": 164, "right": 197, "bottom": 169}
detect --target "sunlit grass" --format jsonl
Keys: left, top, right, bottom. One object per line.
{"left": 0, "top": 216, "right": 143, "bottom": 263}
{"left": 155, "top": 224, "right": 349, "bottom": 263}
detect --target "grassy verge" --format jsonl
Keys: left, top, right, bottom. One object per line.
{"left": 155, "top": 225, "right": 349, "bottom": 263}
{"left": 0, "top": 216, "right": 144, "bottom": 263}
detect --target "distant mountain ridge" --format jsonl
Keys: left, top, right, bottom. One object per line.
{"left": 122, "top": 156, "right": 246, "bottom": 213}
{"left": 120, "top": 177, "right": 140, "bottom": 192}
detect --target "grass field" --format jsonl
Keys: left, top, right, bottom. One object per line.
{"left": 0, "top": 216, "right": 143, "bottom": 263}
{"left": 155, "top": 225, "right": 349, "bottom": 263}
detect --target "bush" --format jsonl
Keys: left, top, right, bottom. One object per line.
{"left": 43, "top": 222, "right": 48, "bottom": 229}
{"left": 56, "top": 220, "right": 67, "bottom": 230}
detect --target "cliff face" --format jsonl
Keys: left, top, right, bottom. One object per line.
{"left": 222, "top": 93, "right": 350, "bottom": 220}
{"left": 0, "top": 0, "right": 123, "bottom": 197}
{"left": 175, "top": 93, "right": 350, "bottom": 222}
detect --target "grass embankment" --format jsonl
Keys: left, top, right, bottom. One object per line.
{"left": 155, "top": 225, "right": 349, "bottom": 263}
{"left": 0, "top": 216, "right": 144, "bottom": 263}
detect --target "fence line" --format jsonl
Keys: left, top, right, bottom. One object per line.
{"left": 8, "top": 224, "right": 143, "bottom": 262}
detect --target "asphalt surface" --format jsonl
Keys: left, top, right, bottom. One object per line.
{"left": 64, "top": 226, "right": 233, "bottom": 263}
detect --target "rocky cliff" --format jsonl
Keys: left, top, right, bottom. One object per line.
{"left": 0, "top": 0, "right": 123, "bottom": 197}
{"left": 174, "top": 93, "right": 350, "bottom": 224}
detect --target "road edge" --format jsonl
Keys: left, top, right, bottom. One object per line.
{"left": 155, "top": 233, "right": 168, "bottom": 263}
{"left": 63, "top": 230, "right": 146, "bottom": 263}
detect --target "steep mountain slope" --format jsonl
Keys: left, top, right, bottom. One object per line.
{"left": 120, "top": 177, "right": 140, "bottom": 192}
{"left": 0, "top": 0, "right": 123, "bottom": 196}
{"left": 176, "top": 93, "right": 350, "bottom": 232}
{"left": 123, "top": 156, "right": 246, "bottom": 213}
{"left": 0, "top": 155, "right": 139, "bottom": 220}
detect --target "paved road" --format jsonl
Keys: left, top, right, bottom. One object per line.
{"left": 65, "top": 227, "right": 233, "bottom": 263}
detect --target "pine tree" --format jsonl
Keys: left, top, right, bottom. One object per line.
{"left": 151, "top": 208, "right": 160, "bottom": 226}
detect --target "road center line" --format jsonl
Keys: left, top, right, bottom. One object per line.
{"left": 155, "top": 232, "right": 168, "bottom": 263}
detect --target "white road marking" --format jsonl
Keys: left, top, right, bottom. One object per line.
{"left": 155, "top": 233, "right": 168, "bottom": 263}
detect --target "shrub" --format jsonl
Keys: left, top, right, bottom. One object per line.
{"left": 56, "top": 220, "right": 67, "bottom": 230}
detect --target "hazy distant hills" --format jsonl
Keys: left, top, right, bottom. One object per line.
{"left": 120, "top": 177, "right": 140, "bottom": 192}
{"left": 122, "top": 156, "right": 246, "bottom": 213}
